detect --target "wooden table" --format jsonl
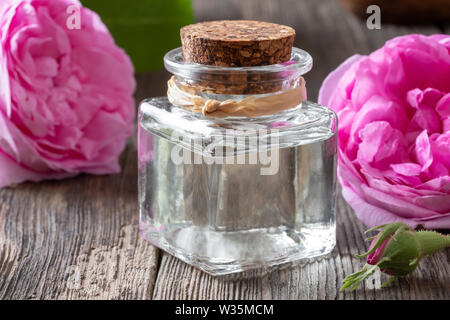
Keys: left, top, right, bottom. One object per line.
{"left": 1, "top": 0, "right": 449, "bottom": 300}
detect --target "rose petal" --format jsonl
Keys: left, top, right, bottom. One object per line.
{"left": 357, "top": 121, "right": 408, "bottom": 170}
{"left": 0, "top": 148, "right": 73, "bottom": 187}
{"left": 318, "top": 54, "right": 363, "bottom": 109}
{"left": 342, "top": 186, "right": 450, "bottom": 229}
{"left": 342, "top": 186, "right": 418, "bottom": 228}
{"left": 414, "top": 130, "right": 433, "bottom": 172}
{"left": 391, "top": 162, "right": 422, "bottom": 176}
{"left": 34, "top": 56, "right": 58, "bottom": 77}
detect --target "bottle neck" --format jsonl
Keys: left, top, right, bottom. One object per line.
{"left": 167, "top": 76, "right": 307, "bottom": 118}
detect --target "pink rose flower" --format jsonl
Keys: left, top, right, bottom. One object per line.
{"left": 319, "top": 34, "right": 450, "bottom": 229}
{"left": 0, "top": 0, "right": 135, "bottom": 187}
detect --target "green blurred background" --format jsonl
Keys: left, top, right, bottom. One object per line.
{"left": 81, "top": 0, "right": 194, "bottom": 72}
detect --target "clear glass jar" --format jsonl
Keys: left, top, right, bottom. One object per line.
{"left": 138, "top": 47, "right": 337, "bottom": 276}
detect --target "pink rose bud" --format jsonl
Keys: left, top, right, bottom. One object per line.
{"left": 366, "top": 236, "right": 390, "bottom": 266}
{"left": 341, "top": 223, "right": 450, "bottom": 291}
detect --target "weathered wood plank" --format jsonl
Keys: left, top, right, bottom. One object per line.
{"left": 152, "top": 0, "right": 449, "bottom": 300}
{"left": 0, "top": 140, "right": 160, "bottom": 300}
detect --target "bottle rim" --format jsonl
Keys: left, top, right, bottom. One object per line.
{"left": 164, "top": 47, "right": 313, "bottom": 82}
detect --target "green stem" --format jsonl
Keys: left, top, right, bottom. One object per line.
{"left": 416, "top": 231, "right": 450, "bottom": 257}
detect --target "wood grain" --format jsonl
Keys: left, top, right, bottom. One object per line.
{"left": 0, "top": 0, "right": 449, "bottom": 300}
{"left": 0, "top": 142, "right": 160, "bottom": 300}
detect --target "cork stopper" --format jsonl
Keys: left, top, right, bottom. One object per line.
{"left": 181, "top": 20, "right": 295, "bottom": 67}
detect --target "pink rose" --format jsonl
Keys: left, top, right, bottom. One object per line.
{"left": 319, "top": 34, "right": 450, "bottom": 229}
{"left": 0, "top": 0, "right": 135, "bottom": 187}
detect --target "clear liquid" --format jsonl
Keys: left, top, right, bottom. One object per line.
{"left": 138, "top": 98, "right": 337, "bottom": 275}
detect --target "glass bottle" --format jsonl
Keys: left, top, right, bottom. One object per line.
{"left": 138, "top": 47, "right": 337, "bottom": 275}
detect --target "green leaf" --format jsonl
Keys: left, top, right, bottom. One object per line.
{"left": 340, "top": 264, "right": 380, "bottom": 292}
{"left": 81, "top": 0, "right": 194, "bottom": 72}
{"left": 380, "top": 276, "right": 396, "bottom": 288}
